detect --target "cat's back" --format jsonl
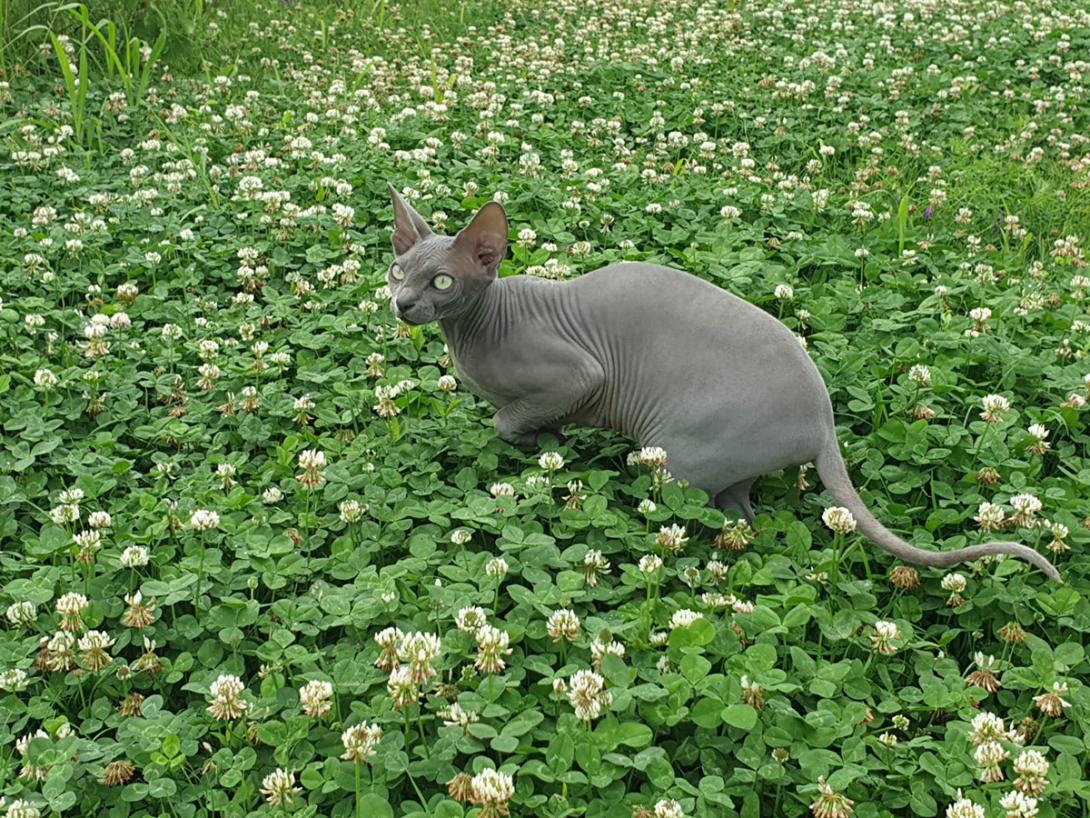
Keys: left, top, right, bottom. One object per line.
{"left": 567, "top": 261, "right": 778, "bottom": 338}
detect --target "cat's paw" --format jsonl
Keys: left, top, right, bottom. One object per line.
{"left": 493, "top": 415, "right": 539, "bottom": 448}
{"left": 498, "top": 429, "right": 539, "bottom": 448}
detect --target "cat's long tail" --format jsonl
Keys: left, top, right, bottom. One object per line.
{"left": 814, "top": 437, "right": 1062, "bottom": 582}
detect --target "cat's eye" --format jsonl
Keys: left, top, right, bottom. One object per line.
{"left": 433, "top": 274, "right": 454, "bottom": 291}
{"left": 390, "top": 264, "right": 405, "bottom": 281}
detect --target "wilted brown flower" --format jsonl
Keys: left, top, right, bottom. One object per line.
{"left": 121, "top": 592, "right": 156, "bottom": 628}
{"left": 888, "top": 565, "right": 919, "bottom": 589}
{"left": 910, "top": 404, "right": 935, "bottom": 421}
{"left": 103, "top": 760, "right": 136, "bottom": 786}
{"left": 999, "top": 622, "right": 1027, "bottom": 643}
{"left": 120, "top": 693, "right": 145, "bottom": 717}
{"left": 1033, "top": 682, "right": 1071, "bottom": 717}
{"left": 716, "top": 520, "right": 756, "bottom": 551}
{"left": 448, "top": 772, "right": 475, "bottom": 802}
{"left": 966, "top": 653, "right": 1001, "bottom": 694}
{"left": 810, "top": 776, "right": 854, "bottom": 818}
{"left": 740, "top": 676, "right": 764, "bottom": 710}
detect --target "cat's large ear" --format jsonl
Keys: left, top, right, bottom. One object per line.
{"left": 454, "top": 202, "right": 508, "bottom": 277}
{"left": 389, "top": 183, "right": 433, "bottom": 256}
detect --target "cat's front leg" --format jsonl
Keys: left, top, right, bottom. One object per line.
{"left": 493, "top": 402, "right": 556, "bottom": 448}
{"left": 490, "top": 356, "right": 603, "bottom": 448}
{"left": 492, "top": 390, "right": 589, "bottom": 448}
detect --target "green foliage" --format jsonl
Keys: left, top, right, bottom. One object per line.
{"left": 1, "top": 0, "right": 1089, "bottom": 817}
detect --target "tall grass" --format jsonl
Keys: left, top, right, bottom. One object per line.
{"left": 1, "top": 0, "right": 203, "bottom": 74}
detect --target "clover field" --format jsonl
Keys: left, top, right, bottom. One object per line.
{"left": 1, "top": 0, "right": 1090, "bottom": 817}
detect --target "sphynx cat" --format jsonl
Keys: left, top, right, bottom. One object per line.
{"left": 384, "top": 185, "right": 1061, "bottom": 581}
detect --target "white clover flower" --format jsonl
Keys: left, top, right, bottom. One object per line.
{"left": 945, "top": 790, "right": 985, "bottom": 818}
{"left": 4, "top": 799, "right": 41, "bottom": 818}
{"left": 941, "top": 573, "right": 967, "bottom": 592}
{"left": 207, "top": 673, "right": 247, "bottom": 720}
{"left": 1010, "top": 493, "right": 1042, "bottom": 525}
{"left": 470, "top": 769, "right": 515, "bottom": 813}
{"left": 339, "top": 500, "right": 367, "bottom": 523}
{"left": 774, "top": 283, "right": 794, "bottom": 300}
{"left": 297, "top": 449, "right": 327, "bottom": 488}
{"left": 567, "top": 669, "right": 611, "bottom": 721}
{"left": 546, "top": 609, "right": 580, "bottom": 642}
{"left": 656, "top": 524, "right": 689, "bottom": 554}
{"left": 455, "top": 607, "right": 488, "bottom": 633}
{"left": 7, "top": 601, "right": 37, "bottom": 626}
{"left": 908, "top": 365, "right": 931, "bottom": 386}
{"left": 298, "top": 680, "right": 333, "bottom": 718}
{"left": 341, "top": 722, "right": 382, "bottom": 763}
{"left": 474, "top": 625, "right": 511, "bottom": 674}
{"left": 1013, "top": 749, "right": 1049, "bottom": 796}
{"left": 190, "top": 509, "right": 220, "bottom": 531}
{"left": 119, "top": 545, "right": 149, "bottom": 568}
{"left": 654, "top": 799, "right": 685, "bottom": 818}
{"left": 489, "top": 482, "right": 516, "bottom": 498}
{"left": 999, "top": 791, "right": 1038, "bottom": 818}
{"left": 871, "top": 621, "right": 900, "bottom": 655}
{"left": 440, "top": 702, "right": 479, "bottom": 731}
{"left": 639, "top": 554, "right": 664, "bottom": 574}
{"left": 974, "top": 740, "right": 1009, "bottom": 782}
{"left": 87, "top": 511, "right": 112, "bottom": 529}
{"left": 980, "top": 394, "right": 1011, "bottom": 422}
{"left": 397, "top": 632, "right": 442, "bottom": 684}
{"left": 260, "top": 768, "right": 300, "bottom": 806}
{"left": 538, "top": 452, "right": 565, "bottom": 472}
{"left": 670, "top": 609, "right": 704, "bottom": 629}
{"left": 974, "top": 502, "right": 1005, "bottom": 531}
{"left": 635, "top": 446, "right": 669, "bottom": 468}
{"left": 822, "top": 506, "right": 857, "bottom": 534}
{"left": 969, "top": 712, "right": 1007, "bottom": 745}
{"left": 0, "top": 668, "right": 30, "bottom": 692}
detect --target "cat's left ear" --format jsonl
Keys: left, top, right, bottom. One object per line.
{"left": 454, "top": 202, "right": 508, "bottom": 277}
{"left": 389, "top": 183, "right": 433, "bottom": 256}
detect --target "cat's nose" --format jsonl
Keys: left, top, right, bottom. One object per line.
{"left": 395, "top": 296, "right": 417, "bottom": 316}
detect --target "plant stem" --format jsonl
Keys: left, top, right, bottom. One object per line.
{"left": 355, "top": 762, "right": 362, "bottom": 818}
{"left": 195, "top": 533, "right": 205, "bottom": 609}
{"left": 586, "top": 719, "right": 595, "bottom": 789}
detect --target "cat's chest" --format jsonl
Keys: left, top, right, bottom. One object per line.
{"left": 448, "top": 347, "right": 515, "bottom": 408}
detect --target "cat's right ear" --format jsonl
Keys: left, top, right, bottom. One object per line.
{"left": 389, "top": 183, "right": 433, "bottom": 256}
{"left": 454, "top": 202, "right": 508, "bottom": 278}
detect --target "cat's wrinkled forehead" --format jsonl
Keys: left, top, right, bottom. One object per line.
{"left": 396, "top": 234, "right": 456, "bottom": 272}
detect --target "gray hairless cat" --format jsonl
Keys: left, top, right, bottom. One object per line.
{"left": 385, "top": 185, "right": 1061, "bottom": 581}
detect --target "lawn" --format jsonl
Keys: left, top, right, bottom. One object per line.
{"left": 1, "top": 0, "right": 1089, "bottom": 816}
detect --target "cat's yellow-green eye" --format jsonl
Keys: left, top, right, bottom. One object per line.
{"left": 390, "top": 264, "right": 405, "bottom": 281}
{"left": 433, "top": 274, "right": 454, "bottom": 290}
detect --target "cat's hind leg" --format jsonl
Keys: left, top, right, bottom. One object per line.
{"left": 713, "top": 479, "right": 756, "bottom": 523}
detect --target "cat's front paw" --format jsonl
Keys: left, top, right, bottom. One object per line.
{"left": 498, "top": 428, "right": 540, "bottom": 448}
{"left": 493, "top": 414, "right": 539, "bottom": 448}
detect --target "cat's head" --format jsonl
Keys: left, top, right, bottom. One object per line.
{"left": 386, "top": 184, "right": 508, "bottom": 325}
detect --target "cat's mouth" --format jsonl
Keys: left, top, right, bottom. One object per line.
{"left": 391, "top": 303, "right": 432, "bottom": 326}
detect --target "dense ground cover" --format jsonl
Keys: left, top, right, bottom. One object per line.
{"left": 1, "top": 0, "right": 1090, "bottom": 815}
